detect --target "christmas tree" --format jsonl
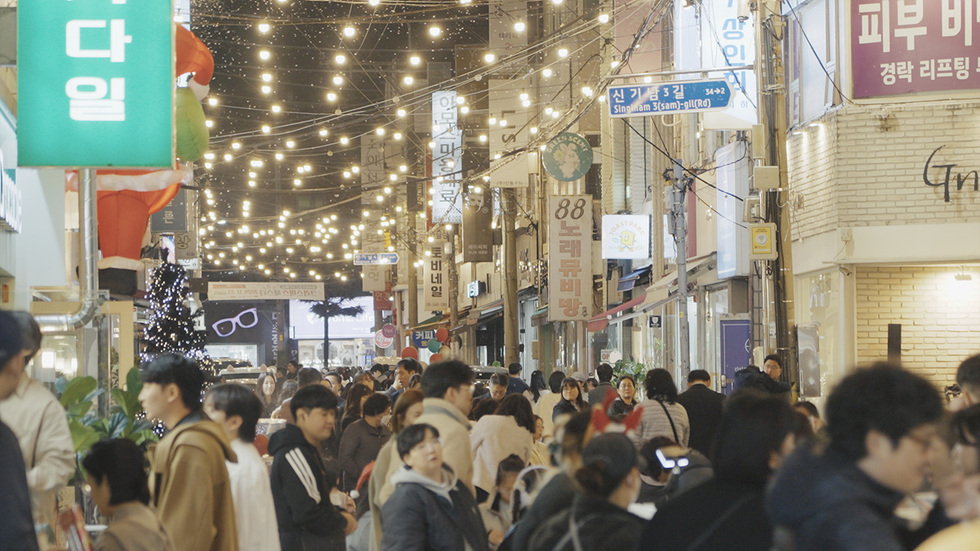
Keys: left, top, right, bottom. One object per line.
{"left": 142, "top": 261, "right": 210, "bottom": 365}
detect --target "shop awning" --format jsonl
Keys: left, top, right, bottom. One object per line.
{"left": 411, "top": 313, "right": 447, "bottom": 331}
{"left": 639, "top": 253, "right": 718, "bottom": 312}
{"left": 587, "top": 293, "right": 647, "bottom": 332}
{"left": 531, "top": 305, "right": 548, "bottom": 327}
{"left": 478, "top": 299, "right": 504, "bottom": 320}
{"left": 617, "top": 265, "right": 652, "bottom": 292}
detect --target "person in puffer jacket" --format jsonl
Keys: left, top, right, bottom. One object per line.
{"left": 269, "top": 385, "right": 356, "bottom": 551}
{"left": 381, "top": 423, "right": 489, "bottom": 551}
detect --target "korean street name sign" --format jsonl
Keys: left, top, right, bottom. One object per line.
{"left": 208, "top": 282, "right": 325, "bottom": 301}
{"left": 18, "top": 0, "right": 175, "bottom": 168}
{"left": 353, "top": 252, "right": 400, "bottom": 265}
{"left": 607, "top": 80, "right": 733, "bottom": 118}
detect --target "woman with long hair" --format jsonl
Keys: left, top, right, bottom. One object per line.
{"left": 254, "top": 372, "right": 279, "bottom": 418}
{"left": 632, "top": 368, "right": 690, "bottom": 448}
{"left": 341, "top": 382, "right": 375, "bottom": 432}
{"left": 529, "top": 370, "right": 548, "bottom": 403}
{"left": 552, "top": 377, "right": 587, "bottom": 422}
{"left": 471, "top": 395, "right": 536, "bottom": 496}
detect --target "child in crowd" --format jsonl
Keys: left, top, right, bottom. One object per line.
{"left": 481, "top": 455, "right": 525, "bottom": 550}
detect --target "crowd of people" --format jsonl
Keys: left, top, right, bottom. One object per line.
{"left": 2, "top": 307, "right": 980, "bottom": 550}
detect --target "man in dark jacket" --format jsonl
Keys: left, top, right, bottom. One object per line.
{"left": 733, "top": 356, "right": 791, "bottom": 398}
{"left": 767, "top": 363, "right": 952, "bottom": 551}
{"left": 587, "top": 363, "right": 617, "bottom": 405}
{"left": 269, "top": 384, "right": 356, "bottom": 550}
{"left": 506, "top": 362, "right": 530, "bottom": 396}
{"left": 0, "top": 312, "right": 38, "bottom": 551}
{"left": 675, "top": 370, "right": 725, "bottom": 457}
{"left": 381, "top": 423, "right": 488, "bottom": 551}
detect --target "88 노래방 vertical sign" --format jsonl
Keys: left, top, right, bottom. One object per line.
{"left": 17, "top": 0, "right": 175, "bottom": 168}
{"left": 548, "top": 196, "right": 592, "bottom": 322}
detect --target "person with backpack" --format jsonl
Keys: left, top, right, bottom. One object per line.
{"left": 527, "top": 432, "right": 645, "bottom": 551}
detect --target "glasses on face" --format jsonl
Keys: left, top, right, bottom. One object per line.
{"left": 411, "top": 438, "right": 442, "bottom": 454}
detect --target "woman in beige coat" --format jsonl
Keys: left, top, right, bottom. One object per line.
{"left": 470, "top": 395, "right": 535, "bottom": 496}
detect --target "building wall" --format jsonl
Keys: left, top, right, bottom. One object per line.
{"left": 789, "top": 102, "right": 980, "bottom": 240}
{"left": 855, "top": 266, "right": 980, "bottom": 389}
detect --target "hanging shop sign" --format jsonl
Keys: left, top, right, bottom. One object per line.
{"left": 431, "top": 91, "right": 463, "bottom": 224}
{"left": 17, "top": 0, "right": 175, "bottom": 168}
{"left": 374, "top": 330, "right": 394, "bottom": 349}
{"left": 361, "top": 133, "right": 384, "bottom": 207}
{"left": 423, "top": 240, "right": 450, "bottom": 311}
{"left": 542, "top": 133, "right": 592, "bottom": 182}
{"left": 0, "top": 150, "right": 21, "bottom": 233}
{"left": 488, "top": 79, "right": 530, "bottom": 188}
{"left": 548, "top": 195, "right": 592, "bottom": 321}
{"left": 362, "top": 265, "right": 389, "bottom": 293}
{"left": 462, "top": 187, "right": 493, "bottom": 263}
{"left": 850, "top": 1, "right": 980, "bottom": 99}
{"left": 716, "top": 142, "right": 750, "bottom": 278}
{"left": 411, "top": 330, "right": 437, "bottom": 348}
{"left": 208, "top": 282, "right": 325, "bottom": 301}
{"left": 601, "top": 215, "right": 650, "bottom": 260}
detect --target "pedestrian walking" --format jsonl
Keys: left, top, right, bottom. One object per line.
{"left": 203, "top": 384, "right": 281, "bottom": 551}
{"left": 140, "top": 353, "right": 239, "bottom": 551}
{"left": 380, "top": 423, "right": 489, "bottom": 551}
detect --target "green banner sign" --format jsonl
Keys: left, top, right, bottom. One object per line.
{"left": 17, "top": 0, "right": 175, "bottom": 168}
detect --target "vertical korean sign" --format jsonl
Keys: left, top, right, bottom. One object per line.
{"left": 697, "top": 0, "right": 756, "bottom": 130}
{"left": 18, "top": 0, "right": 175, "bottom": 168}
{"left": 548, "top": 196, "right": 592, "bottom": 322}
{"left": 423, "top": 240, "right": 450, "bottom": 311}
{"left": 850, "top": 0, "right": 980, "bottom": 98}
{"left": 431, "top": 91, "right": 462, "bottom": 224}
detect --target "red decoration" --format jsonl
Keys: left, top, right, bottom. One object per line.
{"left": 429, "top": 353, "right": 443, "bottom": 364}
{"left": 97, "top": 185, "right": 181, "bottom": 260}
{"left": 435, "top": 327, "right": 449, "bottom": 344}
{"left": 401, "top": 346, "right": 419, "bottom": 360}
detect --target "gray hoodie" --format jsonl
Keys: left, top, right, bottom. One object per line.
{"left": 389, "top": 464, "right": 458, "bottom": 503}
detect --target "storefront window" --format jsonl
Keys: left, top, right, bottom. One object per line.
{"left": 794, "top": 270, "right": 841, "bottom": 399}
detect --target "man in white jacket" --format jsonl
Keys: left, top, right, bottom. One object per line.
{"left": 204, "top": 383, "right": 282, "bottom": 551}
{"left": 0, "top": 312, "right": 74, "bottom": 531}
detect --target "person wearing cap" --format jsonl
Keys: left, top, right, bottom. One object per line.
{"left": 526, "top": 432, "right": 645, "bottom": 551}
{"left": 0, "top": 311, "right": 75, "bottom": 531}
{"left": 638, "top": 390, "right": 797, "bottom": 551}
{"left": 0, "top": 310, "right": 40, "bottom": 551}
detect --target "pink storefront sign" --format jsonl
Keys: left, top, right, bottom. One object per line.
{"left": 850, "top": 0, "right": 980, "bottom": 98}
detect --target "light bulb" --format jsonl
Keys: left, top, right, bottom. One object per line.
{"left": 428, "top": 26, "right": 442, "bottom": 37}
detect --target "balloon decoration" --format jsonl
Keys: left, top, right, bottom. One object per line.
{"left": 401, "top": 346, "right": 419, "bottom": 360}
{"left": 435, "top": 327, "right": 449, "bottom": 344}
{"left": 78, "top": 24, "right": 215, "bottom": 265}
{"left": 429, "top": 354, "right": 443, "bottom": 364}
{"left": 427, "top": 339, "right": 442, "bottom": 353}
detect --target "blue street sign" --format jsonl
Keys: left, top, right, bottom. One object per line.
{"left": 607, "top": 80, "right": 732, "bottom": 118}
{"left": 353, "top": 252, "right": 400, "bottom": 265}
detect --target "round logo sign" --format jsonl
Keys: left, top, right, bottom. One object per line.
{"left": 381, "top": 324, "right": 396, "bottom": 338}
{"left": 542, "top": 132, "right": 593, "bottom": 182}
{"left": 374, "top": 330, "right": 394, "bottom": 349}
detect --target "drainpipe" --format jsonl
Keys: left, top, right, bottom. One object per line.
{"left": 36, "top": 168, "right": 103, "bottom": 332}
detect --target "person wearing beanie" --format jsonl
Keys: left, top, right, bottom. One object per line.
{"left": 0, "top": 310, "right": 39, "bottom": 551}
{"left": 527, "top": 432, "right": 645, "bottom": 551}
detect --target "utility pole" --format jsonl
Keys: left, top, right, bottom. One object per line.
{"left": 669, "top": 159, "right": 691, "bottom": 376}
{"left": 757, "top": 0, "right": 795, "bottom": 379}
{"left": 501, "top": 188, "right": 519, "bottom": 367}
{"left": 447, "top": 228, "right": 459, "bottom": 357}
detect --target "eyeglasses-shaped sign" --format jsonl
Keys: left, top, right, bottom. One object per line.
{"left": 211, "top": 308, "right": 259, "bottom": 338}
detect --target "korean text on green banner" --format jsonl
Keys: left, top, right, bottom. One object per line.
{"left": 17, "top": 0, "right": 175, "bottom": 168}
